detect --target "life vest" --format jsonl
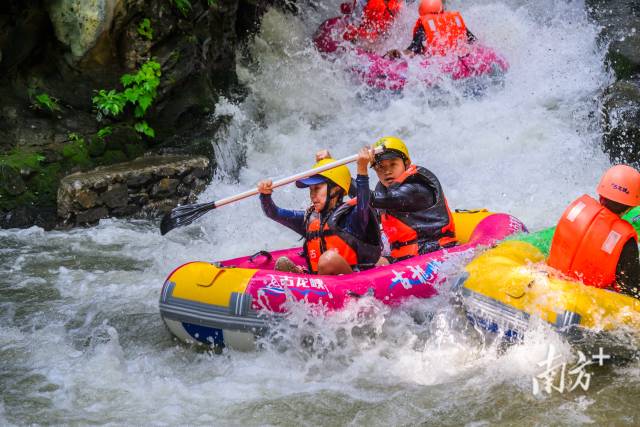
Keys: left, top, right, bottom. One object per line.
{"left": 547, "top": 194, "right": 638, "bottom": 288}
{"left": 303, "top": 199, "right": 381, "bottom": 273}
{"left": 412, "top": 11, "right": 468, "bottom": 56}
{"left": 377, "top": 165, "right": 457, "bottom": 260}
{"left": 344, "top": 0, "right": 403, "bottom": 42}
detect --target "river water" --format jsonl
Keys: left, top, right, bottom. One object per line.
{"left": 2, "top": 0, "right": 637, "bottom": 425}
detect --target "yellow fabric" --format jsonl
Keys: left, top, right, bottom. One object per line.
{"left": 451, "top": 209, "right": 492, "bottom": 243}
{"left": 373, "top": 136, "right": 411, "bottom": 163}
{"left": 168, "top": 262, "right": 257, "bottom": 307}
{"left": 463, "top": 240, "right": 640, "bottom": 331}
{"left": 313, "top": 158, "right": 352, "bottom": 194}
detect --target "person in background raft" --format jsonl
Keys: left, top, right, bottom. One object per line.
{"left": 343, "top": 0, "right": 404, "bottom": 46}
{"left": 547, "top": 165, "right": 640, "bottom": 298}
{"left": 257, "top": 151, "right": 381, "bottom": 275}
{"left": 385, "top": 0, "right": 476, "bottom": 59}
{"left": 317, "top": 137, "right": 456, "bottom": 265}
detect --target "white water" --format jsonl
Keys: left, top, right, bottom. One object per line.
{"left": 2, "top": 1, "right": 636, "bottom": 425}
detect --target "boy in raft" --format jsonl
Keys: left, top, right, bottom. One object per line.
{"left": 547, "top": 165, "right": 640, "bottom": 298}
{"left": 317, "top": 136, "right": 457, "bottom": 264}
{"left": 385, "top": 0, "right": 477, "bottom": 59}
{"left": 257, "top": 151, "right": 381, "bottom": 275}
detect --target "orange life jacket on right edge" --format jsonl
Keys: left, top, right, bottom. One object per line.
{"left": 378, "top": 165, "right": 457, "bottom": 261}
{"left": 412, "top": 11, "right": 468, "bottom": 56}
{"left": 547, "top": 194, "right": 638, "bottom": 288}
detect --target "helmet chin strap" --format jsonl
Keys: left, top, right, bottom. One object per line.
{"left": 321, "top": 182, "right": 344, "bottom": 216}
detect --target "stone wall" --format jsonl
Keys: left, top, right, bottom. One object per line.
{"left": 57, "top": 155, "right": 209, "bottom": 226}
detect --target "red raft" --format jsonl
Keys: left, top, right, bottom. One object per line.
{"left": 314, "top": 15, "right": 509, "bottom": 91}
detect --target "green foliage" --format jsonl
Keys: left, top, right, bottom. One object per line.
{"left": 171, "top": 0, "right": 192, "bottom": 16}
{"left": 120, "top": 60, "right": 161, "bottom": 118}
{"left": 97, "top": 126, "right": 113, "bottom": 139}
{"left": 0, "top": 150, "right": 45, "bottom": 170}
{"left": 63, "top": 133, "right": 91, "bottom": 167}
{"left": 137, "top": 18, "right": 153, "bottom": 40}
{"left": 207, "top": 0, "right": 216, "bottom": 6}
{"left": 92, "top": 89, "right": 126, "bottom": 117}
{"left": 92, "top": 60, "right": 161, "bottom": 138}
{"left": 33, "top": 93, "right": 61, "bottom": 112}
{"left": 134, "top": 121, "right": 155, "bottom": 138}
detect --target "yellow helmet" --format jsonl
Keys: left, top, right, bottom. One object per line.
{"left": 295, "top": 158, "right": 352, "bottom": 194}
{"left": 373, "top": 136, "right": 411, "bottom": 164}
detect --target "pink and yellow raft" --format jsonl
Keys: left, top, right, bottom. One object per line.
{"left": 159, "top": 210, "right": 525, "bottom": 350}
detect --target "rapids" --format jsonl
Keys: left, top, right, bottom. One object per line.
{"left": 2, "top": 0, "right": 637, "bottom": 425}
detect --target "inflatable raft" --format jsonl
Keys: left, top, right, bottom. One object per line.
{"left": 458, "top": 207, "right": 640, "bottom": 340}
{"left": 160, "top": 210, "right": 525, "bottom": 350}
{"left": 314, "top": 16, "right": 509, "bottom": 91}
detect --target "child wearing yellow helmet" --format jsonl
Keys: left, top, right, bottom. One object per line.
{"left": 369, "top": 137, "right": 457, "bottom": 263}
{"left": 257, "top": 150, "right": 381, "bottom": 275}
{"left": 316, "top": 138, "right": 456, "bottom": 264}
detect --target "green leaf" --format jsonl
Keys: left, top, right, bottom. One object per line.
{"left": 134, "top": 121, "right": 155, "bottom": 138}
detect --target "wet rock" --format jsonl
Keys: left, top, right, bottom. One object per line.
{"left": 76, "top": 206, "right": 109, "bottom": 225}
{"left": 602, "top": 77, "right": 640, "bottom": 167}
{"left": 101, "top": 184, "right": 128, "bottom": 208}
{"left": 57, "top": 154, "right": 210, "bottom": 225}
{"left": 47, "top": 0, "right": 118, "bottom": 59}
{"left": 126, "top": 172, "right": 152, "bottom": 187}
{"left": 0, "top": 165, "right": 27, "bottom": 196}
{"left": 75, "top": 189, "right": 99, "bottom": 209}
{"left": 608, "top": 34, "right": 640, "bottom": 80}
{"left": 151, "top": 178, "right": 179, "bottom": 198}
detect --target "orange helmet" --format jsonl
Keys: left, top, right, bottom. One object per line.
{"left": 596, "top": 164, "right": 640, "bottom": 207}
{"left": 419, "top": 0, "right": 443, "bottom": 15}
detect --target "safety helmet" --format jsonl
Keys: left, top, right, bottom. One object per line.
{"left": 596, "top": 164, "right": 640, "bottom": 207}
{"left": 419, "top": 0, "right": 443, "bottom": 16}
{"left": 373, "top": 136, "right": 411, "bottom": 164}
{"left": 296, "top": 158, "right": 352, "bottom": 194}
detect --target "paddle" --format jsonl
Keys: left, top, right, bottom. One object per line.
{"left": 160, "top": 147, "right": 382, "bottom": 235}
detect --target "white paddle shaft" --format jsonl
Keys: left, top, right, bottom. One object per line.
{"left": 213, "top": 147, "right": 383, "bottom": 208}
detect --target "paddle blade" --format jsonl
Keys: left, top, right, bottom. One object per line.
{"left": 160, "top": 202, "right": 216, "bottom": 235}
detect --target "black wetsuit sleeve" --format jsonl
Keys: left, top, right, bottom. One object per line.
{"left": 370, "top": 181, "right": 435, "bottom": 212}
{"left": 343, "top": 175, "right": 371, "bottom": 239}
{"left": 616, "top": 239, "right": 640, "bottom": 298}
{"left": 259, "top": 194, "right": 306, "bottom": 237}
{"left": 466, "top": 29, "right": 477, "bottom": 43}
{"left": 407, "top": 26, "right": 426, "bottom": 54}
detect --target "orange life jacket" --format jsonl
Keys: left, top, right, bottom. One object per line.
{"left": 304, "top": 199, "right": 381, "bottom": 273}
{"left": 547, "top": 194, "right": 638, "bottom": 288}
{"left": 344, "top": 0, "right": 403, "bottom": 42}
{"left": 378, "top": 165, "right": 457, "bottom": 260}
{"left": 412, "top": 11, "right": 468, "bottom": 56}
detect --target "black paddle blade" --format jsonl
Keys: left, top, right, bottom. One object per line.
{"left": 160, "top": 202, "right": 216, "bottom": 235}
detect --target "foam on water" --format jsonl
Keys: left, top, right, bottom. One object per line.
{"left": 1, "top": 0, "right": 635, "bottom": 425}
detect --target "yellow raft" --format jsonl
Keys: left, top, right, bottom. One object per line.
{"left": 458, "top": 240, "right": 640, "bottom": 338}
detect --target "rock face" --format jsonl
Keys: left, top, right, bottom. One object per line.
{"left": 0, "top": 0, "right": 281, "bottom": 229}
{"left": 588, "top": 0, "right": 640, "bottom": 167}
{"left": 57, "top": 155, "right": 210, "bottom": 226}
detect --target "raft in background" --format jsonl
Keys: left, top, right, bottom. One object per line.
{"left": 159, "top": 210, "right": 525, "bottom": 350}
{"left": 313, "top": 15, "right": 509, "bottom": 92}
{"left": 458, "top": 207, "right": 640, "bottom": 341}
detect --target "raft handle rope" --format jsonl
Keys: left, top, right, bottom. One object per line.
{"left": 248, "top": 250, "right": 274, "bottom": 264}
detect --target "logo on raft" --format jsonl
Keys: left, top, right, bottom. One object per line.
{"left": 389, "top": 260, "right": 441, "bottom": 290}
{"left": 260, "top": 274, "right": 330, "bottom": 297}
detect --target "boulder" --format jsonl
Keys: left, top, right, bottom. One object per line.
{"left": 57, "top": 154, "right": 210, "bottom": 225}
{"left": 602, "top": 77, "right": 640, "bottom": 167}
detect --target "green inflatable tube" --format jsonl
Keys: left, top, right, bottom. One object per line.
{"left": 508, "top": 206, "right": 640, "bottom": 257}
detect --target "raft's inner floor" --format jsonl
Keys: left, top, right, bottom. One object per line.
{"left": 2, "top": 0, "right": 638, "bottom": 425}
